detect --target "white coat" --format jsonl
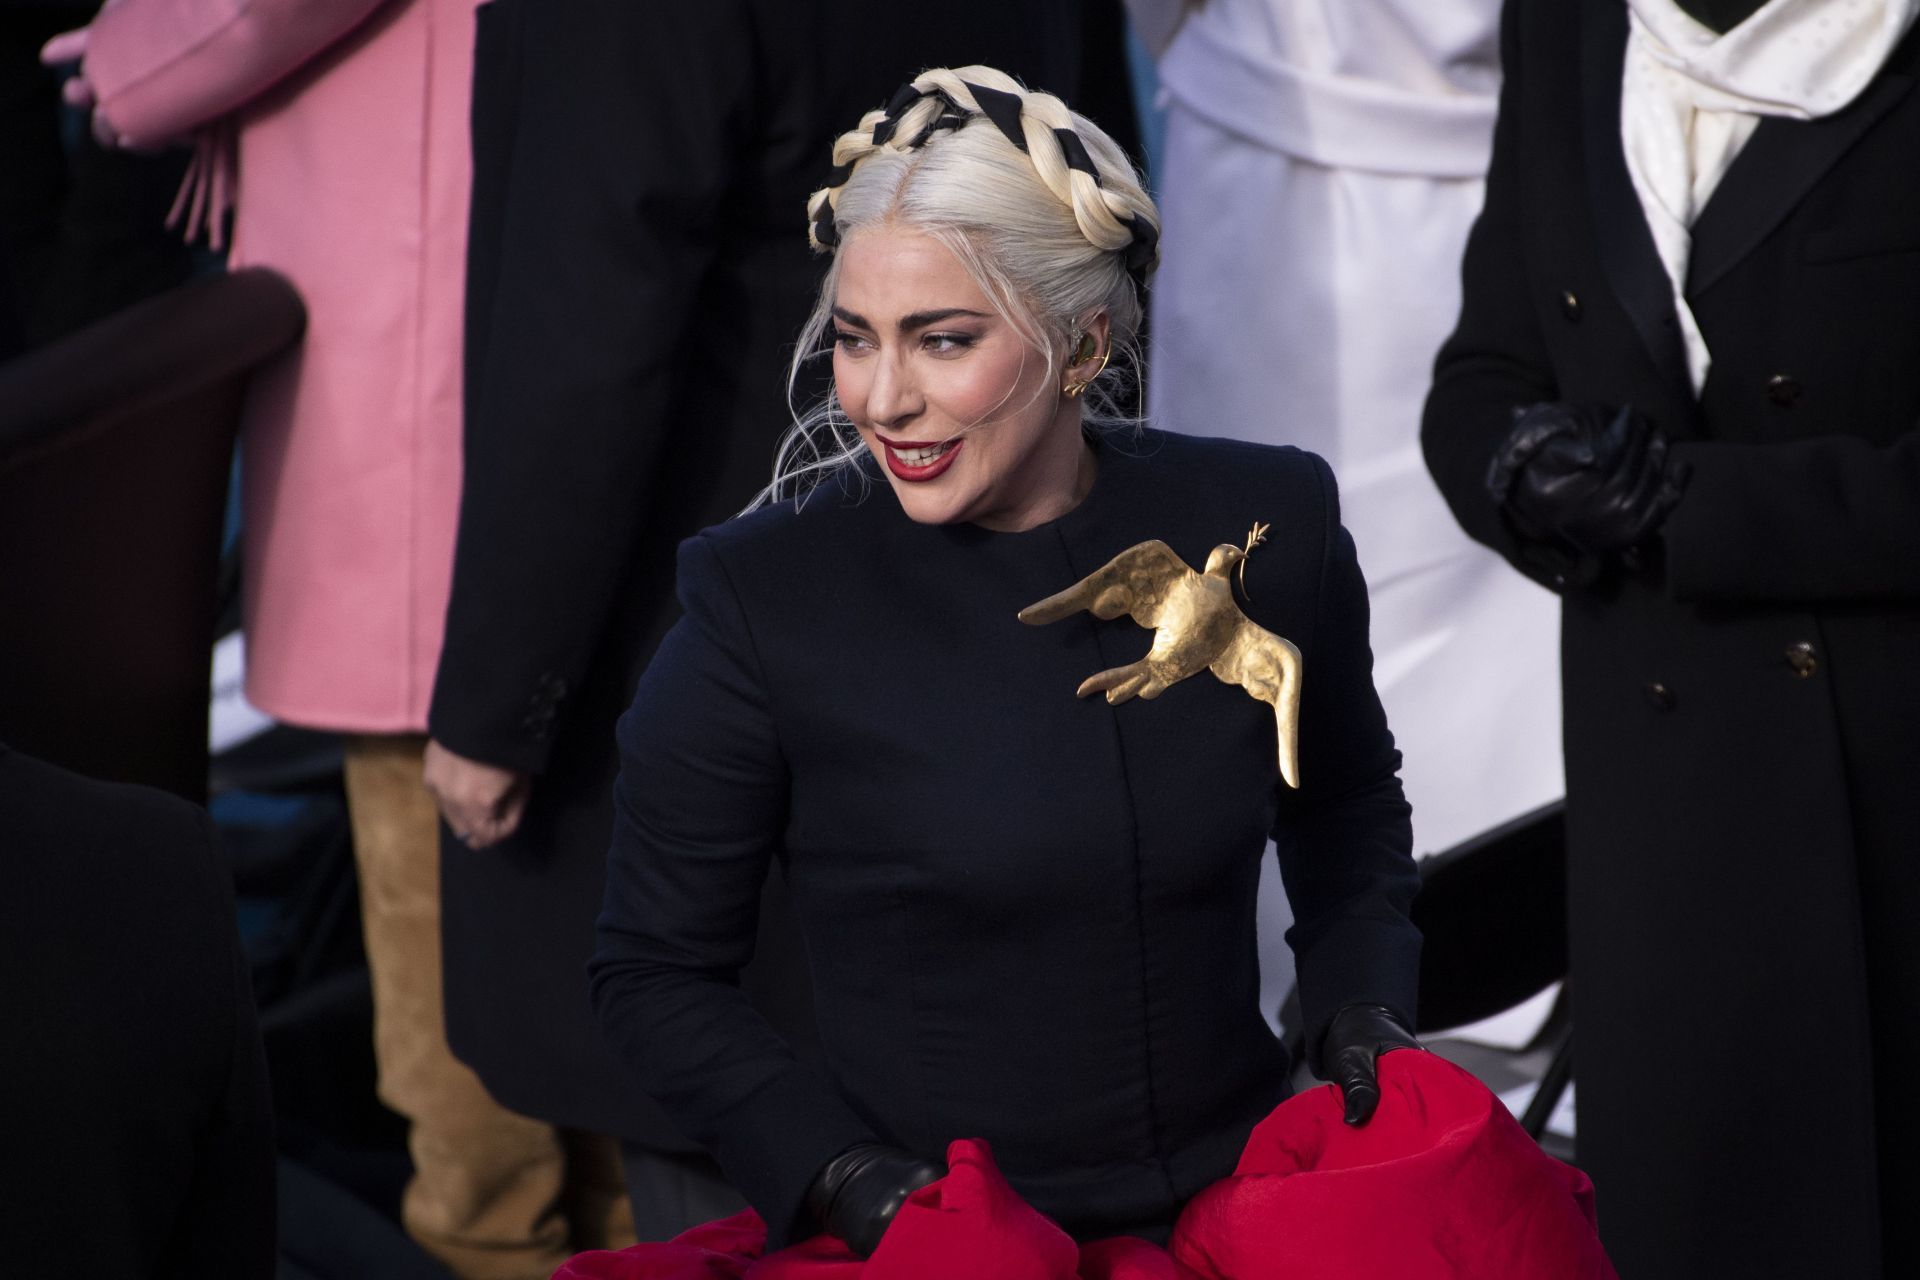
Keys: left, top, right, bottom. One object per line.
{"left": 1133, "top": 0, "right": 1562, "bottom": 861}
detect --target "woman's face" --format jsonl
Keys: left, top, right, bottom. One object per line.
{"left": 830, "top": 223, "right": 1097, "bottom": 531}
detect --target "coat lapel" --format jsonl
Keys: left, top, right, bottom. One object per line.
{"left": 1687, "top": 57, "right": 1916, "bottom": 297}
{"left": 1580, "top": 0, "right": 1693, "bottom": 405}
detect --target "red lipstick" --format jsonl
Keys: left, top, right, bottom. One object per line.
{"left": 876, "top": 434, "right": 964, "bottom": 483}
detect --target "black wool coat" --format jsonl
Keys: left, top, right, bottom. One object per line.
{"left": 0, "top": 745, "right": 275, "bottom": 1276}
{"left": 428, "top": 0, "right": 1140, "bottom": 1147}
{"left": 1421, "top": 3, "right": 1920, "bottom": 1276}
{"left": 590, "top": 432, "right": 1422, "bottom": 1247}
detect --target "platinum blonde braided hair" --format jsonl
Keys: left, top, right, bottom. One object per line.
{"left": 749, "top": 65, "right": 1161, "bottom": 510}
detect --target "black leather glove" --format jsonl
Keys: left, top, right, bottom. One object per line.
{"left": 1320, "top": 1003, "right": 1422, "bottom": 1127}
{"left": 804, "top": 1141, "right": 945, "bottom": 1258}
{"left": 1487, "top": 402, "right": 1687, "bottom": 560}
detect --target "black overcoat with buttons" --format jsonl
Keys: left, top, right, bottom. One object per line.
{"left": 426, "top": 0, "right": 1143, "bottom": 1147}
{"left": 1421, "top": 2, "right": 1920, "bottom": 1277}
{"left": 590, "top": 431, "right": 1421, "bottom": 1248}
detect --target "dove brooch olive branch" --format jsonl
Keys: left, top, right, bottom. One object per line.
{"left": 1018, "top": 522, "right": 1304, "bottom": 788}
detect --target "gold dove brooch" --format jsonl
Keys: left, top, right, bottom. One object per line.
{"left": 1018, "top": 523, "right": 1303, "bottom": 788}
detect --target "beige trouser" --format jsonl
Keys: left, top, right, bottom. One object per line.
{"left": 343, "top": 735, "right": 634, "bottom": 1279}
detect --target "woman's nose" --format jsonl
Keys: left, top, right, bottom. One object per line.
{"left": 866, "top": 350, "right": 921, "bottom": 427}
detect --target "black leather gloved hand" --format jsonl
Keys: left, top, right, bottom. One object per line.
{"left": 1321, "top": 1003, "right": 1422, "bottom": 1127}
{"left": 1486, "top": 402, "right": 1687, "bottom": 559}
{"left": 804, "top": 1141, "right": 946, "bottom": 1258}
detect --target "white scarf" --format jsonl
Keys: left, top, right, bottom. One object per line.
{"left": 1620, "top": 0, "right": 1920, "bottom": 392}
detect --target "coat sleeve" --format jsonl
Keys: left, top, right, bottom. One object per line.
{"left": 82, "top": 0, "right": 393, "bottom": 146}
{"left": 590, "top": 534, "right": 876, "bottom": 1246}
{"left": 428, "top": 0, "right": 754, "bottom": 774}
{"left": 1419, "top": 0, "right": 1567, "bottom": 591}
{"left": 1270, "top": 455, "right": 1423, "bottom": 1073}
{"left": 1659, "top": 429, "right": 1920, "bottom": 602}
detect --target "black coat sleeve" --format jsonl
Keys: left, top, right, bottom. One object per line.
{"left": 1270, "top": 456, "right": 1422, "bottom": 1072}
{"left": 429, "top": 0, "right": 757, "bottom": 773}
{"left": 1660, "top": 429, "right": 1920, "bottom": 602}
{"left": 1419, "top": 0, "right": 1566, "bottom": 591}
{"left": 590, "top": 535, "right": 875, "bottom": 1246}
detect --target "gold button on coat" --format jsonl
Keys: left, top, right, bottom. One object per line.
{"left": 1561, "top": 289, "right": 1582, "bottom": 321}
{"left": 1786, "top": 642, "right": 1818, "bottom": 678}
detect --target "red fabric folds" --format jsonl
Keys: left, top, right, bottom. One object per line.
{"left": 857, "top": 1139, "right": 1081, "bottom": 1279}
{"left": 555, "top": 1210, "right": 770, "bottom": 1280}
{"left": 1170, "top": 1053, "right": 1616, "bottom": 1280}
{"left": 554, "top": 1054, "right": 1614, "bottom": 1280}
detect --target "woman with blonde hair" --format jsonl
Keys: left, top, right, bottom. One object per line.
{"left": 590, "top": 66, "right": 1423, "bottom": 1257}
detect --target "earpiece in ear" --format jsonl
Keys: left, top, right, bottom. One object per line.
{"left": 1070, "top": 330, "right": 1098, "bottom": 365}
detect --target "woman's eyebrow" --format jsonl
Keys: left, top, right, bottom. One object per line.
{"left": 830, "top": 305, "right": 990, "bottom": 332}
{"left": 897, "top": 308, "right": 989, "bottom": 331}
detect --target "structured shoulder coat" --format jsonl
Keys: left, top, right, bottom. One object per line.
{"left": 590, "top": 431, "right": 1423, "bottom": 1246}
{"left": 1421, "top": 2, "right": 1920, "bottom": 1275}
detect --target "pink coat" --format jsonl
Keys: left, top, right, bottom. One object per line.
{"left": 86, "top": 0, "right": 478, "bottom": 732}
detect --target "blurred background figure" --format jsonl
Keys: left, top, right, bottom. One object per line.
{"left": 424, "top": 0, "right": 1140, "bottom": 1242}
{"left": 1, "top": 742, "right": 275, "bottom": 1277}
{"left": 52, "top": 0, "right": 626, "bottom": 1273}
{"left": 1125, "top": 0, "right": 1559, "bottom": 1029}
{"left": 0, "top": 0, "right": 193, "bottom": 362}
{"left": 1423, "top": 0, "right": 1920, "bottom": 1274}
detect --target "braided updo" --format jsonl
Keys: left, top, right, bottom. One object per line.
{"left": 752, "top": 65, "right": 1161, "bottom": 509}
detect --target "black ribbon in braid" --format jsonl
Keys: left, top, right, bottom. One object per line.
{"left": 1051, "top": 128, "right": 1098, "bottom": 178}
{"left": 821, "top": 83, "right": 941, "bottom": 246}
{"left": 960, "top": 81, "right": 1030, "bottom": 152}
{"left": 961, "top": 83, "right": 1155, "bottom": 282}
{"left": 813, "top": 204, "right": 840, "bottom": 248}
{"left": 868, "top": 82, "right": 925, "bottom": 147}
{"left": 817, "top": 78, "right": 1158, "bottom": 285}
{"left": 884, "top": 81, "right": 924, "bottom": 116}
{"left": 1118, "top": 214, "right": 1159, "bottom": 282}
{"left": 905, "top": 112, "right": 967, "bottom": 150}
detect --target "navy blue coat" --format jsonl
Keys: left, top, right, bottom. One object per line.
{"left": 590, "top": 431, "right": 1420, "bottom": 1245}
